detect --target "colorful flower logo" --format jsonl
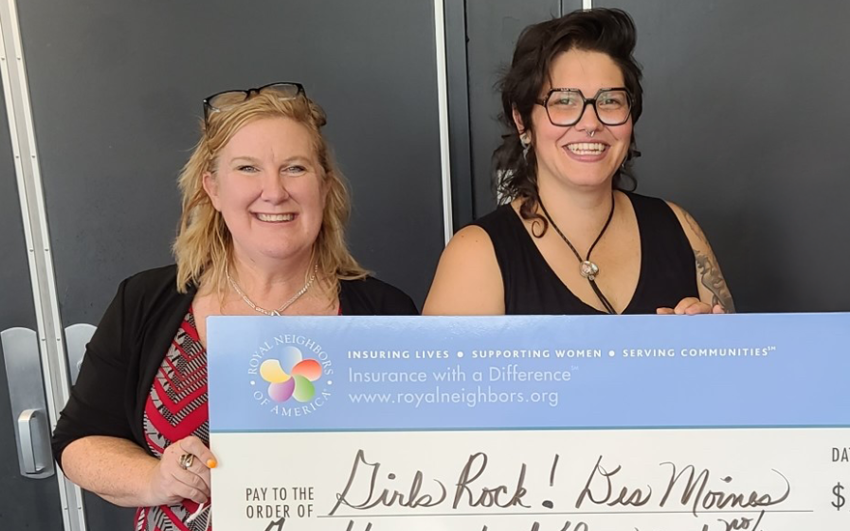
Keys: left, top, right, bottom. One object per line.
{"left": 259, "top": 346, "right": 323, "bottom": 402}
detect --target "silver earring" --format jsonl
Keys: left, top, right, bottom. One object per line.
{"left": 519, "top": 132, "right": 531, "bottom": 159}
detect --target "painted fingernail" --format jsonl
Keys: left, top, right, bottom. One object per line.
{"left": 206, "top": 458, "right": 218, "bottom": 469}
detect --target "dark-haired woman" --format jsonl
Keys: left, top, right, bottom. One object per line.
{"left": 424, "top": 8, "right": 733, "bottom": 316}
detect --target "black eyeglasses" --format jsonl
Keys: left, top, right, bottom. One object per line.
{"left": 202, "top": 82, "right": 305, "bottom": 122}
{"left": 536, "top": 87, "right": 632, "bottom": 126}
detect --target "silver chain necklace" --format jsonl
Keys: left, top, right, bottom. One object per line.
{"left": 225, "top": 264, "right": 317, "bottom": 316}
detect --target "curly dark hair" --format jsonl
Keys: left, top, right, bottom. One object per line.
{"left": 494, "top": 8, "right": 643, "bottom": 232}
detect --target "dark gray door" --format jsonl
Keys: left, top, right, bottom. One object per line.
{"left": 15, "top": 0, "right": 447, "bottom": 528}
{"left": 0, "top": 88, "right": 64, "bottom": 530}
{"left": 463, "top": 0, "right": 850, "bottom": 311}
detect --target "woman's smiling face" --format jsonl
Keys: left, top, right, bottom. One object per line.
{"left": 522, "top": 48, "right": 633, "bottom": 191}
{"left": 203, "top": 117, "right": 327, "bottom": 266}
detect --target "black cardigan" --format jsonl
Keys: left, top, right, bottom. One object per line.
{"left": 51, "top": 265, "right": 417, "bottom": 467}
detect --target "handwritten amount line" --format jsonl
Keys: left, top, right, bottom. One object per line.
{"left": 319, "top": 509, "right": 813, "bottom": 519}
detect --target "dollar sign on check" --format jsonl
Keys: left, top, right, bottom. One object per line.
{"left": 833, "top": 482, "right": 846, "bottom": 510}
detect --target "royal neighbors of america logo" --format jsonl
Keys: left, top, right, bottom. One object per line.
{"left": 261, "top": 347, "right": 322, "bottom": 402}
{"left": 248, "top": 334, "right": 332, "bottom": 416}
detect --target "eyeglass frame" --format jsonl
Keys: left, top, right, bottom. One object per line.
{"left": 202, "top": 82, "right": 306, "bottom": 122}
{"left": 535, "top": 87, "right": 633, "bottom": 127}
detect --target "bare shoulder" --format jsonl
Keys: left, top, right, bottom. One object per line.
{"left": 422, "top": 225, "right": 505, "bottom": 315}
{"left": 666, "top": 201, "right": 712, "bottom": 252}
{"left": 445, "top": 224, "right": 496, "bottom": 254}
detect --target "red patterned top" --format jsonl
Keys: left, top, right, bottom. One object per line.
{"left": 136, "top": 309, "right": 210, "bottom": 531}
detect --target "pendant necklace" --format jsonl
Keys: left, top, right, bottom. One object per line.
{"left": 225, "top": 264, "right": 317, "bottom": 316}
{"left": 538, "top": 196, "right": 617, "bottom": 314}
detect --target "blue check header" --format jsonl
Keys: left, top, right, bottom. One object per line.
{"left": 207, "top": 313, "right": 850, "bottom": 432}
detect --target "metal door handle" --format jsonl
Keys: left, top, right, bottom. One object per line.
{"left": 1, "top": 327, "right": 55, "bottom": 479}
{"left": 17, "top": 408, "right": 46, "bottom": 474}
{"left": 65, "top": 323, "right": 96, "bottom": 386}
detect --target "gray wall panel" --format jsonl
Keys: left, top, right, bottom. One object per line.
{"left": 596, "top": 0, "right": 850, "bottom": 311}
{"left": 445, "top": 0, "right": 474, "bottom": 228}
{"left": 18, "top": 0, "right": 444, "bottom": 325}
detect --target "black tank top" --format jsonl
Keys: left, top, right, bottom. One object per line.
{"left": 472, "top": 192, "right": 698, "bottom": 315}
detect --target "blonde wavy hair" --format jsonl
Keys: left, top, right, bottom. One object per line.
{"left": 172, "top": 91, "right": 367, "bottom": 295}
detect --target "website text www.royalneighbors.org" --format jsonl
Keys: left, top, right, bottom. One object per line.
{"left": 348, "top": 385, "right": 560, "bottom": 408}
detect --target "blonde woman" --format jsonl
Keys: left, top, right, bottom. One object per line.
{"left": 52, "top": 83, "right": 416, "bottom": 530}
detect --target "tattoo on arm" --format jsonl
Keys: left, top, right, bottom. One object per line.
{"left": 683, "top": 210, "right": 709, "bottom": 246}
{"left": 680, "top": 207, "right": 735, "bottom": 312}
{"left": 694, "top": 250, "right": 736, "bottom": 313}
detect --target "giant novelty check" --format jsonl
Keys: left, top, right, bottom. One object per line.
{"left": 208, "top": 314, "right": 850, "bottom": 531}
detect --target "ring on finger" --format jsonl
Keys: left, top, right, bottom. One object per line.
{"left": 179, "top": 453, "right": 195, "bottom": 471}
